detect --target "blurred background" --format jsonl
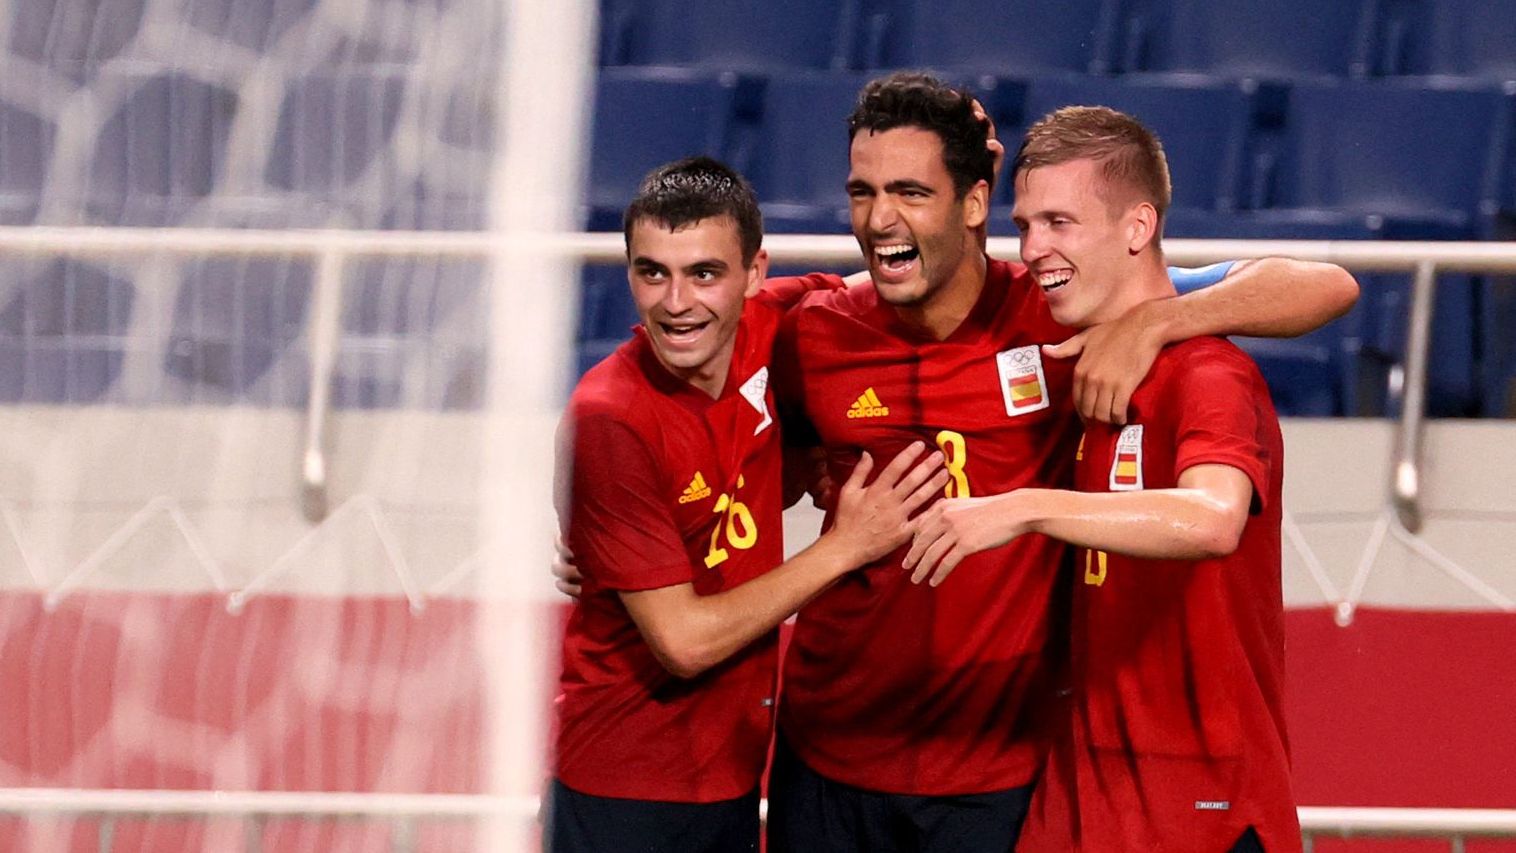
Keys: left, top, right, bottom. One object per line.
{"left": 0, "top": 0, "right": 1513, "bottom": 850}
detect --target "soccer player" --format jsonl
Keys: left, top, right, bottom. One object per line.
{"left": 905, "top": 106, "right": 1297, "bottom": 853}
{"left": 550, "top": 156, "right": 948, "bottom": 853}
{"left": 766, "top": 74, "right": 1354, "bottom": 852}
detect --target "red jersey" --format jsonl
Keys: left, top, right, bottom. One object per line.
{"left": 555, "top": 278, "right": 823, "bottom": 803}
{"left": 1020, "top": 336, "right": 1297, "bottom": 852}
{"left": 773, "top": 258, "right": 1080, "bottom": 795}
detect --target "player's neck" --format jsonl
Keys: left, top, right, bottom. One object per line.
{"left": 655, "top": 347, "right": 732, "bottom": 400}
{"left": 1083, "top": 257, "right": 1176, "bottom": 327}
{"left": 895, "top": 251, "right": 988, "bottom": 341}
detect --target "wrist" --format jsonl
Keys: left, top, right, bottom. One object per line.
{"left": 1137, "top": 296, "right": 1183, "bottom": 347}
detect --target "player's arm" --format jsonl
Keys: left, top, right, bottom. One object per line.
{"left": 1047, "top": 257, "right": 1360, "bottom": 423}
{"left": 903, "top": 464, "right": 1253, "bottom": 587}
{"left": 624, "top": 445, "right": 948, "bottom": 678}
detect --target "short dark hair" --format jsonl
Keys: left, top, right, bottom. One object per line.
{"left": 1015, "top": 106, "right": 1172, "bottom": 223}
{"left": 622, "top": 156, "right": 764, "bottom": 265}
{"left": 847, "top": 72, "right": 995, "bottom": 198}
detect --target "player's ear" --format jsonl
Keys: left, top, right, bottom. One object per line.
{"left": 745, "top": 248, "right": 768, "bottom": 298}
{"left": 963, "top": 180, "right": 990, "bottom": 230}
{"left": 1125, "top": 202, "right": 1159, "bottom": 255}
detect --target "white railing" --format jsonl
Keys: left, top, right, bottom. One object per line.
{"left": 1, "top": 228, "right": 1513, "bottom": 597}
{"left": 1, "top": 789, "right": 1513, "bottom": 852}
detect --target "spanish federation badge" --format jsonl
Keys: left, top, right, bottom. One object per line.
{"left": 1110, "top": 424, "right": 1144, "bottom": 491}
{"left": 996, "top": 345, "right": 1051, "bottom": 417}
{"left": 739, "top": 366, "right": 773, "bottom": 435}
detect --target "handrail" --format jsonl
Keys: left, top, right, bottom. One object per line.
{"left": 1, "top": 790, "right": 1513, "bottom": 844}
{"left": 0, "top": 228, "right": 1509, "bottom": 528}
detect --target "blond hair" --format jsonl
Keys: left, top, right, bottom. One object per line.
{"left": 1014, "top": 105, "right": 1172, "bottom": 224}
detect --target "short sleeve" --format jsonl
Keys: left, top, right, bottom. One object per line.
{"left": 559, "top": 411, "right": 694, "bottom": 591}
{"left": 1167, "top": 261, "right": 1237, "bottom": 295}
{"left": 1171, "top": 349, "right": 1273, "bottom": 512}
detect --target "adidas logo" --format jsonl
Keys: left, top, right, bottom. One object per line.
{"left": 679, "top": 471, "right": 713, "bottom": 504}
{"left": 847, "top": 388, "right": 890, "bottom": 419}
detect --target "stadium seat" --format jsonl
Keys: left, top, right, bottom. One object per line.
{"left": 1015, "top": 74, "right": 1264, "bottom": 213}
{"left": 872, "top": 0, "right": 1120, "bottom": 76}
{"left": 88, "top": 72, "right": 240, "bottom": 225}
{"left": 0, "top": 260, "right": 135, "bottom": 404}
{"left": 183, "top": 0, "right": 320, "bottom": 54}
{"left": 586, "top": 67, "right": 752, "bottom": 219}
{"left": 1258, "top": 79, "right": 1516, "bottom": 237}
{"left": 746, "top": 71, "right": 870, "bottom": 234}
{"left": 6, "top": 0, "right": 145, "bottom": 79}
{"left": 1166, "top": 211, "right": 1483, "bottom": 417}
{"left": 0, "top": 66, "right": 53, "bottom": 225}
{"left": 1112, "top": 0, "right": 1377, "bottom": 79}
{"left": 164, "top": 256, "right": 312, "bottom": 405}
{"left": 599, "top": 0, "right": 861, "bottom": 71}
{"left": 1376, "top": 0, "right": 1516, "bottom": 80}
{"left": 265, "top": 71, "right": 408, "bottom": 199}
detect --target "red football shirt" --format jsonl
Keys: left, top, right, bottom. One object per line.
{"left": 773, "top": 258, "right": 1080, "bottom": 795}
{"left": 555, "top": 278, "right": 823, "bottom": 802}
{"left": 1019, "top": 336, "right": 1297, "bottom": 852}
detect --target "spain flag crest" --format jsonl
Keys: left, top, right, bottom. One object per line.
{"left": 995, "top": 345, "right": 1051, "bottom": 416}
{"left": 1109, "top": 424, "right": 1144, "bottom": 491}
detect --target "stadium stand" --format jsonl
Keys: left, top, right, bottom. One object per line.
{"left": 1374, "top": 0, "right": 1516, "bottom": 80}
{"left": 745, "top": 70, "right": 869, "bottom": 235}
{"left": 1111, "top": 0, "right": 1378, "bottom": 79}
{"left": 871, "top": 0, "right": 1119, "bottom": 75}
{"left": 599, "top": 0, "right": 861, "bottom": 71}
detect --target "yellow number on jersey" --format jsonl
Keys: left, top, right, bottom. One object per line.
{"left": 704, "top": 475, "right": 759, "bottom": 569}
{"left": 935, "top": 430, "right": 971, "bottom": 498}
{"left": 1083, "top": 549, "right": 1109, "bottom": 586}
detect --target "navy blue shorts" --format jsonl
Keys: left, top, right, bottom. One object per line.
{"left": 543, "top": 779, "right": 759, "bottom": 853}
{"left": 766, "top": 737, "right": 1033, "bottom": 853}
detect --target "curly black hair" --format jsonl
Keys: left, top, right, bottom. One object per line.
{"left": 847, "top": 72, "right": 995, "bottom": 198}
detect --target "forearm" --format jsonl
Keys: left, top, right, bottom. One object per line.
{"left": 633, "top": 532, "right": 863, "bottom": 677}
{"left": 1148, "top": 257, "right": 1359, "bottom": 341}
{"left": 1013, "top": 488, "right": 1243, "bottom": 560}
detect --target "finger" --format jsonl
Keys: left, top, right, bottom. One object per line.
{"left": 903, "top": 470, "right": 952, "bottom": 515}
{"left": 1042, "top": 331, "right": 1087, "bottom": 360}
{"left": 1075, "top": 369, "right": 1096, "bottom": 422}
{"left": 555, "top": 580, "right": 582, "bottom": 598}
{"left": 892, "top": 450, "right": 945, "bottom": 497}
{"left": 1093, "top": 383, "right": 1118, "bottom": 425}
{"left": 929, "top": 548, "right": 966, "bottom": 587}
{"left": 1109, "top": 383, "right": 1133, "bottom": 426}
{"left": 903, "top": 529, "right": 930, "bottom": 571}
{"left": 911, "top": 535, "right": 955, "bottom": 584}
{"left": 841, "top": 451, "right": 875, "bottom": 493}
{"left": 873, "top": 441, "right": 927, "bottom": 490}
{"left": 554, "top": 534, "right": 573, "bottom": 561}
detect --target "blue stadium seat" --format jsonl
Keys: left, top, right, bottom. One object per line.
{"left": 600, "top": 0, "right": 860, "bottom": 71}
{"left": 747, "top": 71, "right": 869, "bottom": 234}
{"left": 1483, "top": 277, "right": 1516, "bottom": 416}
{"left": 1258, "top": 79, "right": 1516, "bottom": 237}
{"left": 163, "top": 257, "right": 312, "bottom": 405}
{"left": 1015, "top": 74, "right": 1263, "bottom": 213}
{"left": 6, "top": 0, "right": 146, "bottom": 80}
{"left": 88, "top": 72, "right": 239, "bottom": 225}
{"left": 265, "top": 71, "right": 407, "bottom": 199}
{"left": 1166, "top": 212, "right": 1482, "bottom": 417}
{"left": 0, "top": 72, "right": 52, "bottom": 225}
{"left": 579, "top": 264, "right": 639, "bottom": 343}
{"left": 0, "top": 261, "right": 135, "bottom": 404}
{"left": 183, "top": 0, "right": 320, "bottom": 54}
{"left": 873, "top": 0, "right": 1120, "bottom": 75}
{"left": 1113, "top": 0, "right": 1377, "bottom": 79}
{"left": 1376, "top": 0, "right": 1516, "bottom": 80}
{"left": 586, "top": 67, "right": 750, "bottom": 219}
